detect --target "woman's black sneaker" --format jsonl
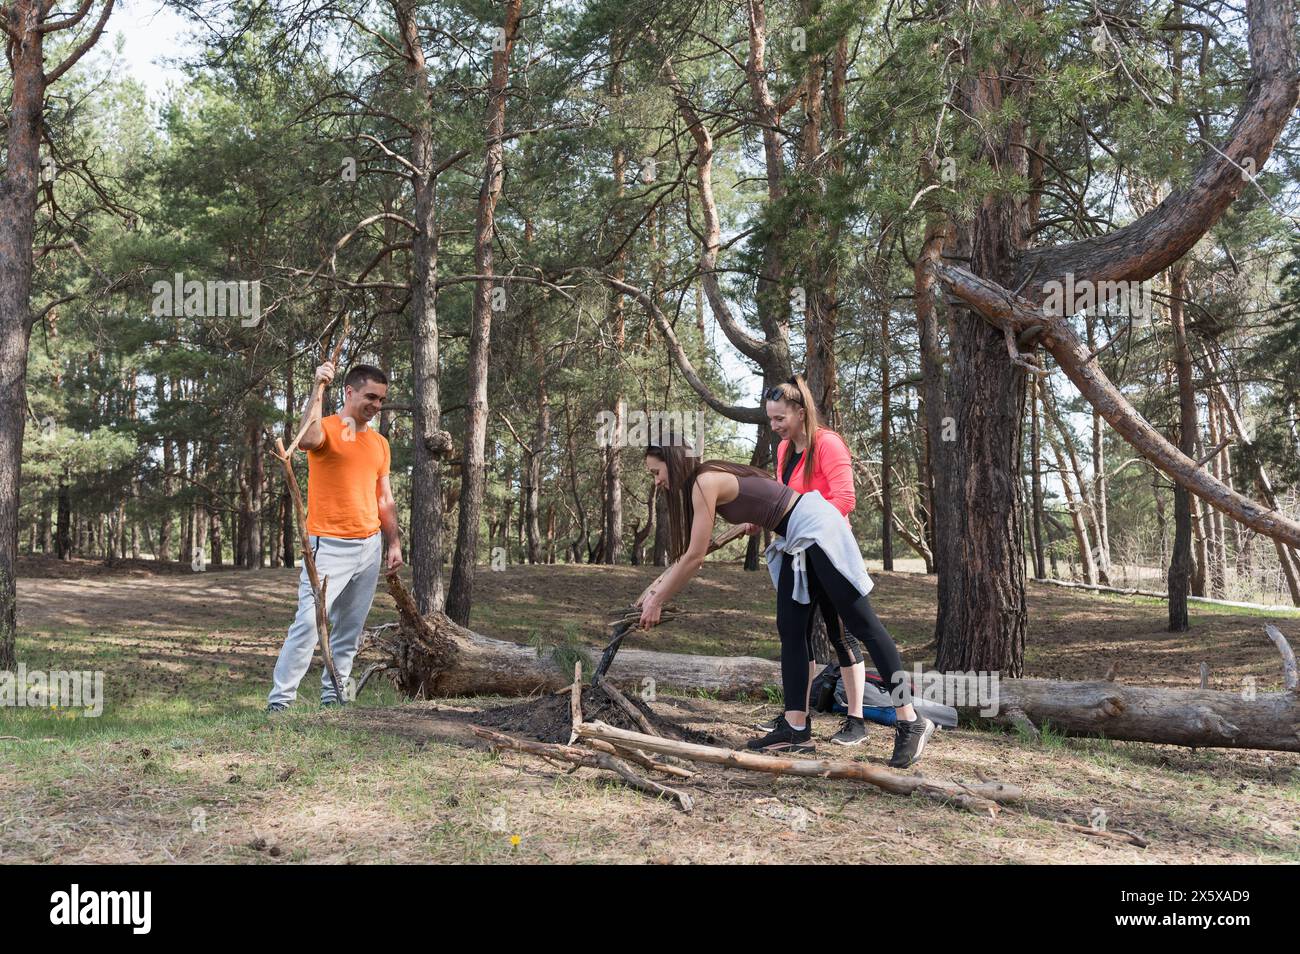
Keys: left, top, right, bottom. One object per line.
{"left": 830, "top": 716, "right": 868, "bottom": 746}
{"left": 889, "top": 715, "right": 935, "bottom": 768}
{"left": 754, "top": 710, "right": 810, "bottom": 733}
{"left": 745, "top": 715, "right": 814, "bottom": 753}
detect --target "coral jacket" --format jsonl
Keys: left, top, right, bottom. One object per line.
{"left": 775, "top": 429, "right": 856, "bottom": 517}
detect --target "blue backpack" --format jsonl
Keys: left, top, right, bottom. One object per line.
{"left": 810, "top": 664, "right": 958, "bottom": 728}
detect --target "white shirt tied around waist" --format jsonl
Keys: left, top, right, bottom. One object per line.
{"left": 763, "top": 490, "right": 874, "bottom": 604}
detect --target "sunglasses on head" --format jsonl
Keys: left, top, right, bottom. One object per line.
{"left": 764, "top": 379, "right": 802, "bottom": 404}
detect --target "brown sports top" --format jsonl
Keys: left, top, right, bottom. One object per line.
{"left": 714, "top": 474, "right": 797, "bottom": 531}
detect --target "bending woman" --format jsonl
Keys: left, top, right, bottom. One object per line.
{"left": 638, "top": 443, "right": 935, "bottom": 767}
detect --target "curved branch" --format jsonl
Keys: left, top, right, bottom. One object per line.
{"left": 932, "top": 260, "right": 1300, "bottom": 549}
{"left": 659, "top": 54, "right": 771, "bottom": 365}
{"left": 45, "top": 0, "right": 114, "bottom": 84}
{"left": 1016, "top": 0, "right": 1298, "bottom": 294}
{"left": 600, "top": 273, "right": 765, "bottom": 425}
{"left": 38, "top": 0, "right": 92, "bottom": 32}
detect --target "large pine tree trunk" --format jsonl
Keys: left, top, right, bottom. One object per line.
{"left": 932, "top": 0, "right": 1299, "bottom": 621}
{"left": 446, "top": 0, "right": 522, "bottom": 626}
{"left": 279, "top": 357, "right": 295, "bottom": 569}
{"left": 0, "top": 0, "right": 45, "bottom": 667}
{"left": 396, "top": 0, "right": 451, "bottom": 615}
{"left": 0, "top": 319, "right": 29, "bottom": 668}
{"left": 602, "top": 56, "right": 626, "bottom": 568}
{"left": 880, "top": 305, "right": 893, "bottom": 571}
{"left": 934, "top": 6, "right": 1031, "bottom": 674}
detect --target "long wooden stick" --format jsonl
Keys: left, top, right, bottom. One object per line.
{"left": 584, "top": 739, "right": 695, "bottom": 779}
{"left": 578, "top": 721, "right": 1022, "bottom": 815}
{"left": 273, "top": 319, "right": 350, "bottom": 703}
{"left": 592, "top": 672, "right": 660, "bottom": 737}
{"left": 470, "top": 725, "right": 694, "bottom": 812}
{"left": 568, "top": 661, "right": 583, "bottom": 745}
{"left": 1059, "top": 820, "right": 1149, "bottom": 848}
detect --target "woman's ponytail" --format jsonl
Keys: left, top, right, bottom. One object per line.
{"left": 792, "top": 374, "right": 821, "bottom": 484}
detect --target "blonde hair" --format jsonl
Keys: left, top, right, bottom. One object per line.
{"left": 766, "top": 374, "right": 821, "bottom": 485}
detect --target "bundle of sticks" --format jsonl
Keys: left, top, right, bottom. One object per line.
{"left": 593, "top": 523, "right": 749, "bottom": 680}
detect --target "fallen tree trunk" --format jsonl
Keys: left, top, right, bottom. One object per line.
{"left": 369, "top": 573, "right": 783, "bottom": 698}
{"left": 372, "top": 574, "right": 1300, "bottom": 752}
{"left": 958, "top": 678, "right": 1300, "bottom": 753}
{"left": 1031, "top": 576, "right": 1300, "bottom": 614}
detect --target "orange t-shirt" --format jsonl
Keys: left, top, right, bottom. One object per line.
{"left": 305, "top": 415, "right": 391, "bottom": 539}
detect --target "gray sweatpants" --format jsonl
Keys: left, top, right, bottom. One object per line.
{"left": 269, "top": 532, "right": 382, "bottom": 706}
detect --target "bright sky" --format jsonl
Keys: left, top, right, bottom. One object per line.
{"left": 111, "top": 0, "right": 191, "bottom": 100}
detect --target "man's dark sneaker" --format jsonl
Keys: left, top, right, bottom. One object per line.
{"left": 889, "top": 715, "right": 936, "bottom": 768}
{"left": 830, "top": 715, "right": 868, "bottom": 746}
{"left": 266, "top": 702, "right": 289, "bottom": 713}
{"left": 745, "top": 715, "right": 814, "bottom": 753}
{"left": 320, "top": 699, "right": 341, "bottom": 709}
{"left": 754, "top": 710, "right": 810, "bottom": 733}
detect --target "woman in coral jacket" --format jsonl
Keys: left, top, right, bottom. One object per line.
{"left": 744, "top": 374, "right": 864, "bottom": 743}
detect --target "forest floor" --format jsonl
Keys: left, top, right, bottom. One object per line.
{"left": 3, "top": 557, "right": 1298, "bottom": 864}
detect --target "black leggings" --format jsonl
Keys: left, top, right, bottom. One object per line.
{"left": 775, "top": 543, "right": 911, "bottom": 712}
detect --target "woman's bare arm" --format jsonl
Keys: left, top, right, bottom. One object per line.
{"left": 638, "top": 477, "right": 718, "bottom": 628}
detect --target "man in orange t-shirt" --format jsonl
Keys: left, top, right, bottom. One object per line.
{"left": 267, "top": 362, "right": 403, "bottom": 710}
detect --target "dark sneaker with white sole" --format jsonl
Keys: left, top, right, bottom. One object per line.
{"left": 754, "top": 711, "right": 810, "bottom": 733}
{"left": 266, "top": 702, "right": 289, "bottom": 713}
{"left": 830, "top": 716, "right": 868, "bottom": 746}
{"left": 745, "top": 715, "right": 814, "bottom": 753}
{"left": 889, "top": 716, "right": 936, "bottom": 768}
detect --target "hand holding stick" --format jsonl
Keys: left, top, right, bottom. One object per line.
{"left": 634, "top": 522, "right": 749, "bottom": 608}
{"left": 596, "top": 523, "right": 750, "bottom": 680}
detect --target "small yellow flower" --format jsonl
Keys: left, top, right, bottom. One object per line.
{"left": 510, "top": 834, "right": 521, "bottom": 847}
